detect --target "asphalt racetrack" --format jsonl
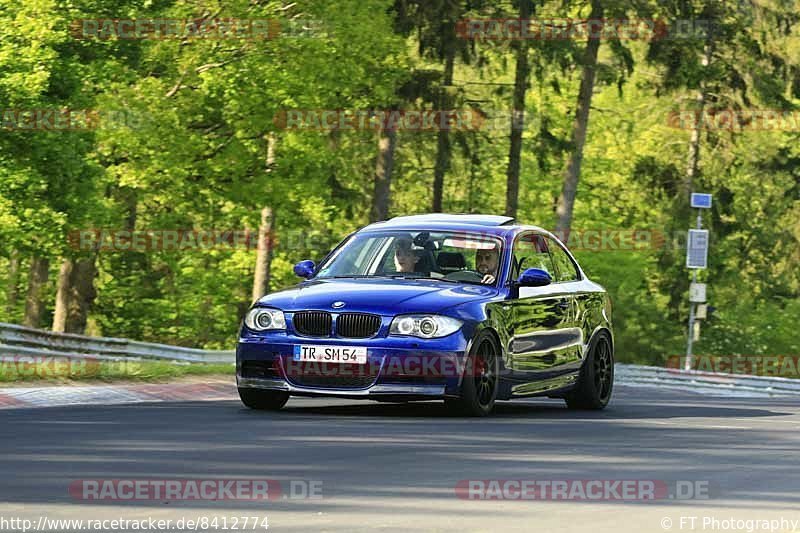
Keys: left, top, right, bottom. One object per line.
{"left": 1, "top": 386, "right": 799, "bottom": 532}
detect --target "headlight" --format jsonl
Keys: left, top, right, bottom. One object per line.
{"left": 244, "top": 308, "right": 286, "bottom": 331}
{"left": 389, "top": 314, "right": 462, "bottom": 339}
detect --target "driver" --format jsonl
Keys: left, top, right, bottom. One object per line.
{"left": 475, "top": 245, "right": 499, "bottom": 284}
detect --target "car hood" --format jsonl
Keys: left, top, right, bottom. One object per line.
{"left": 257, "top": 278, "right": 498, "bottom": 315}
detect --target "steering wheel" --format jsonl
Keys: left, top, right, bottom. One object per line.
{"left": 443, "top": 270, "right": 485, "bottom": 283}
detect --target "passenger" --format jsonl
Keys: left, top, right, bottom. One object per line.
{"left": 394, "top": 237, "right": 418, "bottom": 273}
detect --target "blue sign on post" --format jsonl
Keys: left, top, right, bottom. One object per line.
{"left": 691, "top": 193, "right": 712, "bottom": 209}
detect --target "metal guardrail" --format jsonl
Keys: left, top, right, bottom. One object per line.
{"left": 0, "top": 322, "right": 234, "bottom": 363}
{"left": 616, "top": 363, "right": 800, "bottom": 397}
{"left": 1, "top": 322, "right": 797, "bottom": 395}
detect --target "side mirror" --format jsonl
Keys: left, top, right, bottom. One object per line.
{"left": 517, "top": 268, "right": 552, "bottom": 287}
{"left": 293, "top": 260, "right": 316, "bottom": 279}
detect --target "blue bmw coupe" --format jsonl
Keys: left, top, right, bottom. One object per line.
{"left": 237, "top": 214, "right": 614, "bottom": 416}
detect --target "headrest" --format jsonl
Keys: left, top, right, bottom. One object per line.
{"left": 437, "top": 252, "right": 466, "bottom": 269}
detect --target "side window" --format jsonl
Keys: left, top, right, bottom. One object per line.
{"left": 548, "top": 239, "right": 580, "bottom": 282}
{"left": 512, "top": 233, "right": 556, "bottom": 280}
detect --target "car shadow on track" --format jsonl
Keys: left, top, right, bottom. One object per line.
{"left": 270, "top": 393, "right": 792, "bottom": 420}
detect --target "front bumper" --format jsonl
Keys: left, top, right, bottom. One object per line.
{"left": 236, "top": 329, "right": 471, "bottom": 399}
{"left": 237, "top": 376, "right": 449, "bottom": 400}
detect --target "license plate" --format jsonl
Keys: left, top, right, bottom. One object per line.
{"left": 293, "top": 345, "right": 367, "bottom": 364}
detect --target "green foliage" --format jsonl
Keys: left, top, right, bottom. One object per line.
{"left": 0, "top": 359, "right": 233, "bottom": 383}
{"left": 0, "top": 0, "right": 798, "bottom": 367}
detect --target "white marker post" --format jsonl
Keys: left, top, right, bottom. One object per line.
{"left": 685, "top": 193, "right": 712, "bottom": 370}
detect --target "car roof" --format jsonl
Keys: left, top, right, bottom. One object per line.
{"left": 361, "top": 214, "right": 551, "bottom": 238}
{"left": 377, "top": 213, "right": 514, "bottom": 227}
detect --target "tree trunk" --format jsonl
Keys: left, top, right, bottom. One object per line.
{"left": 250, "top": 135, "right": 278, "bottom": 304}
{"left": 686, "top": 44, "right": 712, "bottom": 197}
{"left": 53, "top": 257, "right": 97, "bottom": 334}
{"left": 265, "top": 132, "right": 276, "bottom": 173}
{"left": 66, "top": 258, "right": 96, "bottom": 333}
{"left": 685, "top": 81, "right": 710, "bottom": 196}
{"left": 5, "top": 249, "right": 19, "bottom": 318}
{"left": 554, "top": 0, "right": 603, "bottom": 236}
{"left": 23, "top": 256, "right": 49, "bottom": 328}
{"left": 504, "top": 0, "right": 532, "bottom": 219}
{"left": 252, "top": 207, "right": 275, "bottom": 302}
{"left": 432, "top": 52, "right": 455, "bottom": 212}
{"left": 685, "top": 93, "right": 705, "bottom": 196}
{"left": 122, "top": 187, "right": 137, "bottom": 232}
{"left": 370, "top": 123, "right": 398, "bottom": 222}
{"left": 52, "top": 258, "right": 74, "bottom": 332}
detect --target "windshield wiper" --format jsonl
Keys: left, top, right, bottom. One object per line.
{"left": 383, "top": 275, "right": 460, "bottom": 283}
{"left": 404, "top": 275, "right": 496, "bottom": 287}
{"left": 321, "top": 275, "right": 400, "bottom": 280}
{"left": 322, "top": 274, "right": 481, "bottom": 286}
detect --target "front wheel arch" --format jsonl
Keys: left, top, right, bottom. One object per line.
{"left": 446, "top": 329, "right": 501, "bottom": 416}
{"left": 467, "top": 325, "right": 505, "bottom": 373}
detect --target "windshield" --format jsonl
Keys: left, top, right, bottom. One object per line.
{"left": 315, "top": 230, "right": 503, "bottom": 286}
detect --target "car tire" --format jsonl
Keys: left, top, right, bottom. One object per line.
{"left": 565, "top": 332, "right": 614, "bottom": 410}
{"left": 445, "top": 331, "right": 500, "bottom": 417}
{"left": 238, "top": 388, "right": 290, "bottom": 411}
